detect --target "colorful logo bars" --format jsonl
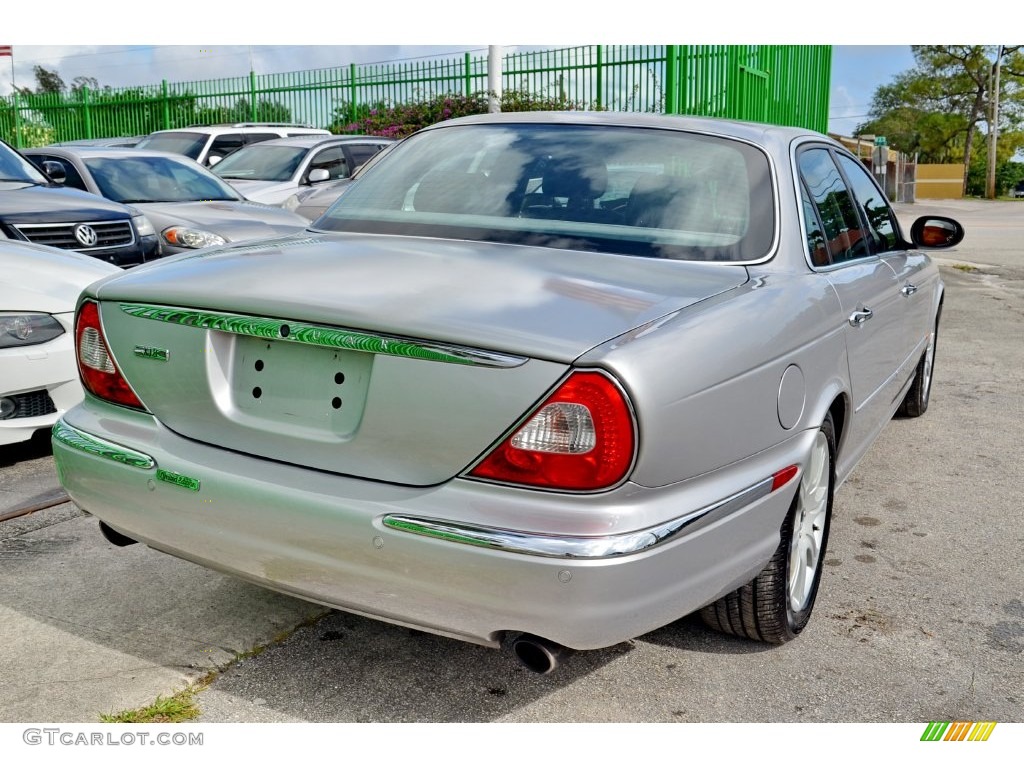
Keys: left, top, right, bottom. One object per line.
{"left": 921, "top": 721, "right": 997, "bottom": 741}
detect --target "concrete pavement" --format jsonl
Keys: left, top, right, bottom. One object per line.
{"left": 0, "top": 502, "right": 324, "bottom": 722}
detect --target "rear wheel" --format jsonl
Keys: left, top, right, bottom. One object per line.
{"left": 700, "top": 413, "right": 835, "bottom": 643}
{"left": 898, "top": 308, "right": 941, "bottom": 418}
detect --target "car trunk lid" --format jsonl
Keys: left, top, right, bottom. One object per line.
{"left": 93, "top": 233, "right": 746, "bottom": 485}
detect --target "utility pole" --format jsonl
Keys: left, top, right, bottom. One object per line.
{"left": 986, "top": 45, "right": 1003, "bottom": 200}
{"left": 488, "top": 46, "right": 503, "bottom": 113}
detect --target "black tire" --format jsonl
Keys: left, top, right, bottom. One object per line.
{"left": 700, "top": 413, "right": 836, "bottom": 643}
{"left": 898, "top": 307, "right": 941, "bottom": 418}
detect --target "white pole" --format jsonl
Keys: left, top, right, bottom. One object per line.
{"left": 5, "top": 46, "right": 15, "bottom": 95}
{"left": 488, "top": 46, "right": 503, "bottom": 113}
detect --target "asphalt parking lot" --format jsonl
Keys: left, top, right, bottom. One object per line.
{"left": 1, "top": 199, "right": 1022, "bottom": 724}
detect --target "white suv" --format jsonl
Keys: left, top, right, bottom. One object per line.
{"left": 135, "top": 123, "right": 331, "bottom": 167}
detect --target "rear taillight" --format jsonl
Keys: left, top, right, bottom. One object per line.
{"left": 75, "top": 301, "right": 144, "bottom": 409}
{"left": 468, "top": 371, "right": 636, "bottom": 492}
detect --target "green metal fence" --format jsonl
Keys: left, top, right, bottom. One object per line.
{"left": 0, "top": 45, "right": 831, "bottom": 148}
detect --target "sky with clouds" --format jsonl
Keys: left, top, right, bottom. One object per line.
{"left": 0, "top": 3, "right": 988, "bottom": 139}
{"left": 0, "top": 43, "right": 919, "bottom": 137}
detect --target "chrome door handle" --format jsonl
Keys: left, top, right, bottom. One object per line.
{"left": 849, "top": 308, "right": 874, "bottom": 327}
{"left": 901, "top": 283, "right": 918, "bottom": 296}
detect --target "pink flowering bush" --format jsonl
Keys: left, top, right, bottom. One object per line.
{"left": 332, "top": 90, "right": 594, "bottom": 138}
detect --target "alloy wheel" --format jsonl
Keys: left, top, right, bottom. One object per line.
{"left": 788, "top": 431, "right": 830, "bottom": 613}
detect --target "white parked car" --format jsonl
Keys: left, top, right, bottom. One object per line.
{"left": 135, "top": 123, "right": 331, "bottom": 168}
{"left": 213, "top": 135, "right": 393, "bottom": 205}
{"left": 1, "top": 242, "right": 120, "bottom": 446}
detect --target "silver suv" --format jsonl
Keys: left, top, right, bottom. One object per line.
{"left": 135, "top": 123, "right": 330, "bottom": 167}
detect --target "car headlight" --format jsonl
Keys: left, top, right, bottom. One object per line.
{"left": 0, "top": 313, "right": 65, "bottom": 348}
{"left": 162, "top": 226, "right": 227, "bottom": 249}
{"left": 131, "top": 213, "right": 156, "bottom": 238}
{"left": 282, "top": 193, "right": 303, "bottom": 212}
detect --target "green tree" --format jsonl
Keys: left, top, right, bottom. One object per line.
{"left": 28, "top": 65, "right": 66, "bottom": 94}
{"left": 251, "top": 99, "right": 292, "bottom": 123}
{"left": 858, "top": 45, "right": 1024, "bottom": 196}
{"left": 193, "top": 98, "right": 293, "bottom": 126}
{"left": 858, "top": 71, "right": 966, "bottom": 161}
{"left": 70, "top": 76, "right": 100, "bottom": 97}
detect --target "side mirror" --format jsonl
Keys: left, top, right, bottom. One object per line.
{"left": 207, "top": 155, "right": 223, "bottom": 167}
{"left": 42, "top": 160, "right": 66, "bottom": 185}
{"left": 307, "top": 168, "right": 330, "bottom": 184}
{"left": 909, "top": 216, "right": 965, "bottom": 249}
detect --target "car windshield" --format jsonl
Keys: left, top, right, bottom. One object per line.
{"left": 313, "top": 123, "right": 774, "bottom": 262}
{"left": 213, "top": 146, "right": 308, "bottom": 181}
{"left": 84, "top": 156, "right": 242, "bottom": 203}
{"left": 135, "top": 132, "right": 208, "bottom": 160}
{"left": 0, "top": 143, "right": 50, "bottom": 184}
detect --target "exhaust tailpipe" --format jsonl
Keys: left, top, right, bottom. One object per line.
{"left": 99, "top": 521, "right": 138, "bottom": 547}
{"left": 511, "top": 634, "right": 568, "bottom": 675}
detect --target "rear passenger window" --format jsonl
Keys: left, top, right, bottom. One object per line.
{"left": 245, "top": 133, "right": 279, "bottom": 144}
{"left": 309, "top": 147, "right": 350, "bottom": 180}
{"left": 801, "top": 185, "right": 829, "bottom": 267}
{"left": 798, "top": 148, "right": 870, "bottom": 265}
{"left": 347, "top": 144, "right": 384, "bottom": 169}
{"left": 208, "top": 134, "right": 246, "bottom": 162}
{"left": 837, "top": 155, "right": 898, "bottom": 253}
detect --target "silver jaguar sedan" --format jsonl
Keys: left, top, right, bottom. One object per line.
{"left": 52, "top": 112, "right": 963, "bottom": 673}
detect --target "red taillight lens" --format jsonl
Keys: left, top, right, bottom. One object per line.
{"left": 75, "top": 301, "right": 144, "bottom": 409}
{"left": 469, "top": 371, "right": 635, "bottom": 491}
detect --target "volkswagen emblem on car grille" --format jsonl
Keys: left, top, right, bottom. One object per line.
{"left": 74, "top": 224, "right": 99, "bottom": 247}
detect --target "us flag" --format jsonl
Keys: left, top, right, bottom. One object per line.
{"left": 0, "top": 46, "right": 12, "bottom": 57}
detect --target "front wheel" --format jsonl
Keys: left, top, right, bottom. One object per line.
{"left": 700, "top": 413, "right": 836, "bottom": 643}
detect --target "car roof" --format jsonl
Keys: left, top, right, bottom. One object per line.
{"left": 51, "top": 137, "right": 143, "bottom": 147}
{"left": 426, "top": 110, "right": 822, "bottom": 145}
{"left": 143, "top": 125, "right": 331, "bottom": 137}
{"left": 231, "top": 134, "right": 395, "bottom": 149}
{"left": 28, "top": 146, "right": 199, "bottom": 162}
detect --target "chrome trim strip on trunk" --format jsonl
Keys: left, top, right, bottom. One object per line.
{"left": 52, "top": 419, "right": 156, "bottom": 470}
{"left": 118, "top": 303, "right": 528, "bottom": 368}
{"left": 383, "top": 476, "right": 777, "bottom": 559}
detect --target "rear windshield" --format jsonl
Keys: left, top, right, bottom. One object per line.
{"left": 314, "top": 123, "right": 774, "bottom": 262}
{"left": 136, "top": 132, "right": 208, "bottom": 160}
